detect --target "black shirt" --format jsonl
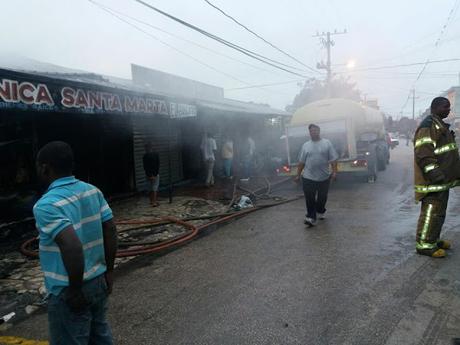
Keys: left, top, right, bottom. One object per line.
{"left": 143, "top": 152, "right": 160, "bottom": 177}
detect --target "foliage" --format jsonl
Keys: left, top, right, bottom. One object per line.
{"left": 286, "top": 76, "right": 361, "bottom": 112}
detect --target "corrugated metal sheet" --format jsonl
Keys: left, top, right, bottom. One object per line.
{"left": 132, "top": 116, "right": 183, "bottom": 192}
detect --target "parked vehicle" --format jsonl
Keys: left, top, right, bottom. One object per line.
{"left": 278, "top": 98, "right": 390, "bottom": 183}
{"left": 388, "top": 132, "right": 400, "bottom": 149}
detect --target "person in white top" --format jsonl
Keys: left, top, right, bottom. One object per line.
{"left": 200, "top": 132, "right": 217, "bottom": 186}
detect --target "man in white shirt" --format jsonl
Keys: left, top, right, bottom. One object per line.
{"left": 201, "top": 133, "right": 217, "bottom": 186}
{"left": 295, "top": 124, "right": 338, "bottom": 227}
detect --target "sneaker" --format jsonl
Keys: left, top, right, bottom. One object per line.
{"left": 318, "top": 212, "right": 326, "bottom": 220}
{"left": 304, "top": 217, "right": 317, "bottom": 227}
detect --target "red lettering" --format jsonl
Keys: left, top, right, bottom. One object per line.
{"left": 11, "top": 81, "right": 18, "bottom": 101}
{"left": 61, "top": 87, "right": 75, "bottom": 107}
{"left": 146, "top": 99, "right": 155, "bottom": 113}
{"left": 138, "top": 99, "right": 146, "bottom": 113}
{"left": 110, "top": 95, "right": 122, "bottom": 111}
{"left": 154, "top": 101, "right": 160, "bottom": 113}
{"left": 88, "top": 91, "right": 102, "bottom": 109}
{"left": 101, "top": 93, "right": 111, "bottom": 109}
{"left": 75, "top": 89, "right": 89, "bottom": 108}
{"left": 35, "top": 84, "right": 53, "bottom": 105}
{"left": 160, "top": 101, "right": 168, "bottom": 114}
{"left": 18, "top": 83, "right": 35, "bottom": 104}
{"left": 125, "top": 97, "right": 137, "bottom": 112}
{"left": 0, "top": 80, "right": 11, "bottom": 101}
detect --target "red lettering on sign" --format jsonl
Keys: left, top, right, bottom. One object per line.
{"left": 125, "top": 97, "right": 137, "bottom": 112}
{"left": 61, "top": 87, "right": 75, "bottom": 107}
{"left": 138, "top": 98, "right": 146, "bottom": 113}
{"left": 110, "top": 95, "right": 122, "bottom": 111}
{"left": 154, "top": 101, "right": 160, "bottom": 113}
{"left": 18, "top": 82, "right": 35, "bottom": 104}
{"left": 88, "top": 91, "right": 102, "bottom": 110}
{"left": 0, "top": 80, "right": 12, "bottom": 101}
{"left": 101, "top": 93, "right": 111, "bottom": 109}
{"left": 11, "top": 81, "right": 18, "bottom": 101}
{"left": 36, "top": 84, "right": 54, "bottom": 105}
{"left": 146, "top": 99, "right": 155, "bottom": 113}
{"left": 160, "top": 101, "right": 168, "bottom": 114}
{"left": 75, "top": 89, "right": 89, "bottom": 108}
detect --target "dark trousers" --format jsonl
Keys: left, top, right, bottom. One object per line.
{"left": 302, "top": 177, "right": 330, "bottom": 220}
{"left": 416, "top": 191, "right": 449, "bottom": 252}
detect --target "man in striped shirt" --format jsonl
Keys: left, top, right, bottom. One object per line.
{"left": 33, "top": 141, "right": 117, "bottom": 345}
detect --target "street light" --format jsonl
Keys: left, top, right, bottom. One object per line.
{"left": 346, "top": 59, "right": 356, "bottom": 70}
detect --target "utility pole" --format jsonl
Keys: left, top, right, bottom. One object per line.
{"left": 314, "top": 29, "right": 347, "bottom": 97}
{"left": 411, "top": 89, "right": 416, "bottom": 120}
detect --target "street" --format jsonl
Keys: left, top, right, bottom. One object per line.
{"left": 6, "top": 144, "right": 460, "bottom": 345}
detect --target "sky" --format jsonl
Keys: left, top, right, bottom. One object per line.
{"left": 3, "top": 0, "right": 460, "bottom": 117}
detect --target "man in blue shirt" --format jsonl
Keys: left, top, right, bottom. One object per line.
{"left": 33, "top": 141, "right": 118, "bottom": 345}
{"left": 295, "top": 124, "right": 338, "bottom": 227}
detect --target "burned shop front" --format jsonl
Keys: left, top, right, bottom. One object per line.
{"left": 0, "top": 69, "right": 196, "bottom": 222}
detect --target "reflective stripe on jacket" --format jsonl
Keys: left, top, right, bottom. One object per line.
{"left": 414, "top": 115, "right": 460, "bottom": 201}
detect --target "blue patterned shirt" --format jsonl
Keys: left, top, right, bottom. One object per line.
{"left": 33, "top": 176, "right": 113, "bottom": 296}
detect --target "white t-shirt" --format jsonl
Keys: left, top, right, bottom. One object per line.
{"left": 201, "top": 137, "right": 217, "bottom": 161}
{"left": 298, "top": 139, "right": 338, "bottom": 181}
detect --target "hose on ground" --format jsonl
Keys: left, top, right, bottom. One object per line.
{"left": 19, "top": 180, "right": 297, "bottom": 259}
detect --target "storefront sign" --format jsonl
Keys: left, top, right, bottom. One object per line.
{"left": 0, "top": 74, "right": 197, "bottom": 118}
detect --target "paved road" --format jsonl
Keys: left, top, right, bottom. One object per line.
{"left": 5, "top": 144, "right": 460, "bottom": 344}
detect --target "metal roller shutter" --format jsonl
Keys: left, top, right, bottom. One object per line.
{"left": 132, "top": 116, "right": 183, "bottom": 192}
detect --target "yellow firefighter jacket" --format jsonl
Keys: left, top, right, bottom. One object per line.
{"left": 414, "top": 114, "right": 460, "bottom": 201}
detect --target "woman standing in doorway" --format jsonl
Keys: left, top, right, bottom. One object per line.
{"left": 222, "top": 136, "right": 234, "bottom": 179}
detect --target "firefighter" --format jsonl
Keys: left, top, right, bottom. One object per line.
{"left": 414, "top": 97, "right": 460, "bottom": 258}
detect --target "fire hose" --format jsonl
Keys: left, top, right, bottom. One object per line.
{"left": 19, "top": 195, "right": 300, "bottom": 259}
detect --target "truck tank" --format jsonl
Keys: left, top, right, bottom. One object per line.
{"left": 290, "top": 98, "right": 385, "bottom": 137}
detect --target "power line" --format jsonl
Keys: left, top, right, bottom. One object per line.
{"left": 401, "top": 0, "right": 460, "bottom": 113}
{"left": 89, "top": 1, "right": 248, "bottom": 85}
{"left": 132, "top": 0, "right": 311, "bottom": 78}
{"left": 91, "top": 0, "right": 280, "bottom": 76}
{"left": 203, "top": 0, "right": 319, "bottom": 74}
{"left": 89, "top": 0, "right": 295, "bottom": 97}
{"left": 339, "top": 58, "right": 460, "bottom": 72}
{"left": 413, "top": 0, "right": 460, "bottom": 85}
{"left": 226, "top": 79, "right": 305, "bottom": 91}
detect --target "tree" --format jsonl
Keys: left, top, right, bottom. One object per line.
{"left": 286, "top": 76, "right": 361, "bottom": 112}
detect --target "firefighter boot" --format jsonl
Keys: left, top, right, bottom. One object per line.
{"left": 416, "top": 248, "right": 446, "bottom": 258}
{"left": 437, "top": 239, "right": 452, "bottom": 250}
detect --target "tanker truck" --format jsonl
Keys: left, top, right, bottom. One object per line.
{"left": 279, "top": 98, "right": 390, "bottom": 182}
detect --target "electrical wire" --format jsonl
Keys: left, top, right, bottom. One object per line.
{"left": 401, "top": 0, "right": 460, "bottom": 112}
{"left": 89, "top": 0, "right": 293, "bottom": 97}
{"left": 203, "top": 0, "right": 319, "bottom": 74}
{"left": 226, "top": 79, "right": 305, "bottom": 91}
{"left": 90, "top": 0, "right": 283, "bottom": 76}
{"left": 132, "top": 0, "right": 311, "bottom": 78}
{"left": 89, "top": 0, "right": 250, "bottom": 85}
{"left": 337, "top": 58, "right": 460, "bottom": 72}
